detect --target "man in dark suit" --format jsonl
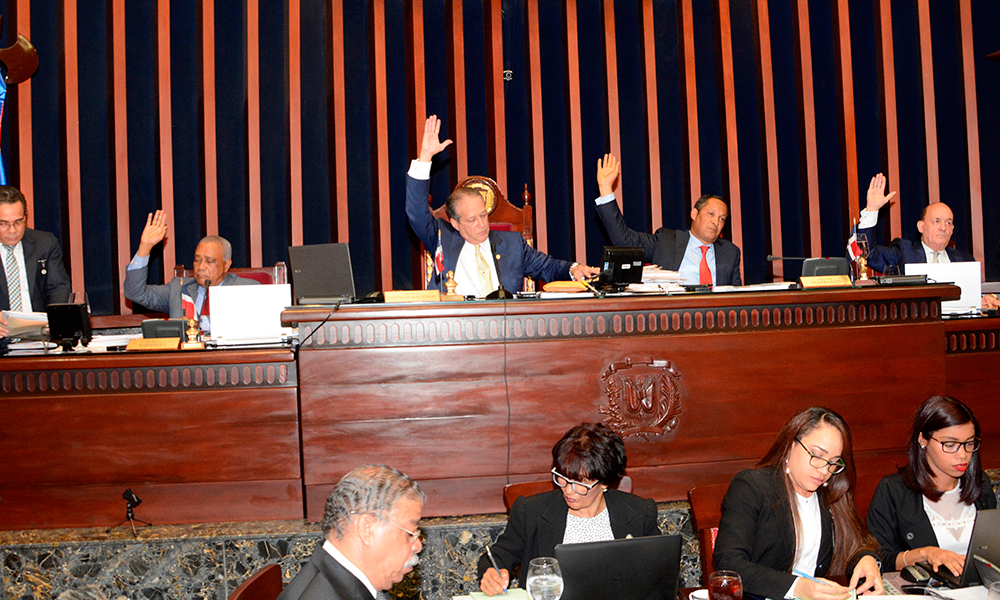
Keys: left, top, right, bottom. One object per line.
{"left": 857, "top": 173, "right": 999, "bottom": 308}
{"left": 407, "top": 115, "right": 599, "bottom": 295}
{"left": 0, "top": 185, "right": 72, "bottom": 337}
{"left": 278, "top": 464, "right": 425, "bottom": 600}
{"left": 123, "top": 210, "right": 259, "bottom": 330}
{"left": 593, "top": 154, "right": 742, "bottom": 286}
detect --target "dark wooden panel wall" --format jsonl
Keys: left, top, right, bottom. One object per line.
{"left": 1, "top": 0, "right": 999, "bottom": 316}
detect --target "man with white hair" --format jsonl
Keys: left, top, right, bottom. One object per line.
{"left": 278, "top": 464, "right": 426, "bottom": 600}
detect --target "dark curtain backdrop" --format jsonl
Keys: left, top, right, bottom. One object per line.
{"left": 0, "top": 0, "right": 998, "bottom": 315}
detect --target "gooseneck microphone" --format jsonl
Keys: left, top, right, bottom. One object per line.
{"left": 485, "top": 243, "right": 513, "bottom": 300}
{"left": 766, "top": 255, "right": 809, "bottom": 262}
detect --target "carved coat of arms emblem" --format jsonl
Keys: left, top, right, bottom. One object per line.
{"left": 599, "top": 357, "right": 682, "bottom": 439}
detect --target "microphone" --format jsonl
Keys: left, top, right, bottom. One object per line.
{"left": 767, "top": 255, "right": 809, "bottom": 261}
{"left": 485, "top": 243, "right": 513, "bottom": 300}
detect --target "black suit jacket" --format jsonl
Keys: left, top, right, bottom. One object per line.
{"left": 595, "top": 201, "right": 742, "bottom": 286}
{"left": 476, "top": 489, "right": 660, "bottom": 589}
{"left": 714, "top": 466, "right": 876, "bottom": 600}
{"left": 857, "top": 224, "right": 973, "bottom": 273}
{"left": 0, "top": 228, "right": 72, "bottom": 311}
{"left": 278, "top": 542, "right": 374, "bottom": 600}
{"left": 866, "top": 471, "right": 996, "bottom": 571}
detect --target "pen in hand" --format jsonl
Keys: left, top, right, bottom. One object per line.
{"left": 485, "top": 545, "right": 507, "bottom": 595}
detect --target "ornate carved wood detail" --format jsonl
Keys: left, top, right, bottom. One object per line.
{"left": 600, "top": 357, "right": 682, "bottom": 439}
{"left": 946, "top": 330, "right": 1000, "bottom": 354}
{"left": 0, "top": 361, "right": 296, "bottom": 396}
{"left": 298, "top": 297, "right": 940, "bottom": 349}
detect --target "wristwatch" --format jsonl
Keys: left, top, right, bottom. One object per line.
{"left": 569, "top": 262, "right": 580, "bottom": 281}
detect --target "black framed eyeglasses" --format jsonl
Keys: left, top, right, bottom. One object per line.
{"left": 930, "top": 437, "right": 981, "bottom": 454}
{"left": 795, "top": 437, "right": 846, "bottom": 474}
{"left": 551, "top": 468, "right": 599, "bottom": 494}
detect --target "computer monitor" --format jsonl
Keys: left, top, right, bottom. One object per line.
{"left": 599, "top": 246, "right": 644, "bottom": 292}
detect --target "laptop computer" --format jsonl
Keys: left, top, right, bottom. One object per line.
{"left": 905, "top": 261, "right": 981, "bottom": 315}
{"left": 287, "top": 243, "right": 357, "bottom": 304}
{"left": 208, "top": 284, "right": 293, "bottom": 345}
{"left": 554, "top": 534, "right": 681, "bottom": 600}
{"left": 919, "top": 508, "right": 1000, "bottom": 588}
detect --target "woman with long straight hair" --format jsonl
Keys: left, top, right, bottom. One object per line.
{"left": 714, "top": 407, "right": 882, "bottom": 600}
{"left": 867, "top": 396, "right": 996, "bottom": 577}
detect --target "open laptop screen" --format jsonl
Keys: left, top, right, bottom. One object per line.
{"left": 554, "top": 534, "right": 681, "bottom": 600}
{"left": 288, "top": 243, "right": 357, "bottom": 304}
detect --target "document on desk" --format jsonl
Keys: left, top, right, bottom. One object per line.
{"left": 2, "top": 310, "right": 47, "bottom": 337}
{"left": 713, "top": 282, "right": 798, "bottom": 293}
{"left": 454, "top": 589, "right": 530, "bottom": 600}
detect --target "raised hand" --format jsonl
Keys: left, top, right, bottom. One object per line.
{"left": 596, "top": 153, "right": 621, "bottom": 197}
{"left": 418, "top": 115, "right": 454, "bottom": 163}
{"left": 865, "top": 173, "right": 897, "bottom": 212}
{"left": 137, "top": 210, "right": 168, "bottom": 257}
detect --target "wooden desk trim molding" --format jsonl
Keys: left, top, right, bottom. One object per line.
{"left": 0, "top": 349, "right": 296, "bottom": 396}
{"left": 945, "top": 318, "right": 1000, "bottom": 354}
{"left": 285, "top": 285, "right": 954, "bottom": 350}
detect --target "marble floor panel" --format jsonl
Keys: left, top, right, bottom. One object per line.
{"left": 1, "top": 504, "right": 698, "bottom": 600}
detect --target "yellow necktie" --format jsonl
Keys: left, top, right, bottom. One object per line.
{"left": 932, "top": 251, "right": 940, "bottom": 263}
{"left": 475, "top": 245, "right": 494, "bottom": 296}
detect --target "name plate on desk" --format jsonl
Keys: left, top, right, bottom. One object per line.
{"left": 798, "top": 275, "right": 852, "bottom": 289}
{"left": 126, "top": 337, "right": 181, "bottom": 351}
{"left": 383, "top": 290, "right": 441, "bottom": 303}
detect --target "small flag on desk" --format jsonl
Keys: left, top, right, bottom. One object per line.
{"left": 434, "top": 228, "right": 445, "bottom": 275}
{"left": 847, "top": 231, "right": 862, "bottom": 262}
{"left": 181, "top": 292, "right": 196, "bottom": 320}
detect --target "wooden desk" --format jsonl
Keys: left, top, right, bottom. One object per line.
{"left": 0, "top": 348, "right": 300, "bottom": 529}
{"left": 284, "top": 285, "right": 960, "bottom": 520}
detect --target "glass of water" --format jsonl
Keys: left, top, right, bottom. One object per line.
{"left": 988, "top": 582, "right": 1000, "bottom": 600}
{"left": 526, "top": 557, "right": 563, "bottom": 600}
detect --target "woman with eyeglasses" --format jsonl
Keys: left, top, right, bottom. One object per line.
{"left": 476, "top": 422, "right": 659, "bottom": 596}
{"left": 867, "top": 396, "right": 996, "bottom": 578}
{"left": 714, "top": 407, "right": 882, "bottom": 600}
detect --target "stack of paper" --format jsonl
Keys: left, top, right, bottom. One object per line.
{"left": 2, "top": 311, "right": 47, "bottom": 338}
{"left": 641, "top": 265, "right": 683, "bottom": 283}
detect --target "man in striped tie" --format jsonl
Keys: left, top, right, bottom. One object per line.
{"left": 0, "top": 185, "right": 72, "bottom": 338}
{"left": 278, "top": 465, "right": 425, "bottom": 600}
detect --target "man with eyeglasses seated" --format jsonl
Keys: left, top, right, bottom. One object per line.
{"left": 0, "top": 185, "right": 71, "bottom": 338}
{"left": 857, "top": 174, "right": 999, "bottom": 309}
{"left": 278, "top": 464, "right": 425, "bottom": 600}
{"left": 477, "top": 423, "right": 659, "bottom": 596}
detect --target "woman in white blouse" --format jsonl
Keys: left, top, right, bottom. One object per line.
{"left": 476, "top": 422, "right": 660, "bottom": 595}
{"left": 867, "top": 396, "right": 997, "bottom": 577}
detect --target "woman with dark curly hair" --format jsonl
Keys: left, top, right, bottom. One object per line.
{"left": 714, "top": 407, "right": 882, "bottom": 600}
{"left": 477, "top": 422, "right": 660, "bottom": 595}
{"left": 867, "top": 396, "right": 996, "bottom": 577}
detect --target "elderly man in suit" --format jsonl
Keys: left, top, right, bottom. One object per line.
{"left": 593, "top": 154, "right": 742, "bottom": 286}
{"left": 406, "top": 115, "right": 599, "bottom": 296}
{"left": 124, "top": 210, "right": 258, "bottom": 331}
{"left": 857, "top": 173, "right": 999, "bottom": 308}
{"left": 0, "top": 185, "right": 72, "bottom": 338}
{"left": 278, "top": 465, "right": 425, "bottom": 600}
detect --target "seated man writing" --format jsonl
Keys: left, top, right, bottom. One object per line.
{"left": 593, "top": 154, "right": 742, "bottom": 286}
{"left": 123, "top": 210, "right": 258, "bottom": 331}
{"left": 858, "top": 173, "right": 998, "bottom": 309}
{"left": 406, "top": 115, "right": 599, "bottom": 296}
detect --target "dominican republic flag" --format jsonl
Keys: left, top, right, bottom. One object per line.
{"left": 181, "top": 292, "right": 197, "bottom": 320}
{"left": 434, "top": 227, "right": 444, "bottom": 275}
{"left": 847, "top": 231, "right": 862, "bottom": 262}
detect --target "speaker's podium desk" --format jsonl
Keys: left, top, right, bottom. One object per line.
{"left": 284, "top": 284, "right": 989, "bottom": 522}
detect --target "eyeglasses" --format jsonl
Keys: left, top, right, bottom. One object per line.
{"left": 0, "top": 217, "right": 25, "bottom": 230}
{"left": 382, "top": 518, "right": 422, "bottom": 544}
{"left": 551, "top": 468, "right": 599, "bottom": 495}
{"left": 795, "top": 437, "right": 846, "bottom": 474}
{"left": 929, "top": 437, "right": 981, "bottom": 454}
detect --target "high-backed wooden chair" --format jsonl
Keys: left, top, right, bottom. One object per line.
{"left": 174, "top": 262, "right": 288, "bottom": 285}
{"left": 688, "top": 484, "right": 730, "bottom": 585}
{"left": 502, "top": 475, "right": 633, "bottom": 512}
{"left": 421, "top": 177, "right": 535, "bottom": 291}
{"left": 229, "top": 563, "right": 282, "bottom": 600}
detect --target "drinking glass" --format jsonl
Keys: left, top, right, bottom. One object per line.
{"left": 708, "top": 570, "right": 743, "bottom": 600}
{"left": 526, "top": 557, "right": 564, "bottom": 600}
{"left": 856, "top": 233, "right": 870, "bottom": 261}
{"left": 988, "top": 581, "right": 1000, "bottom": 600}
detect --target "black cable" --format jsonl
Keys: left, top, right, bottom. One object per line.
{"left": 501, "top": 290, "right": 511, "bottom": 485}
{"left": 292, "top": 299, "right": 346, "bottom": 357}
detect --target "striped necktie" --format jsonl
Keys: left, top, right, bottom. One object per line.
{"left": 4, "top": 244, "right": 22, "bottom": 311}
